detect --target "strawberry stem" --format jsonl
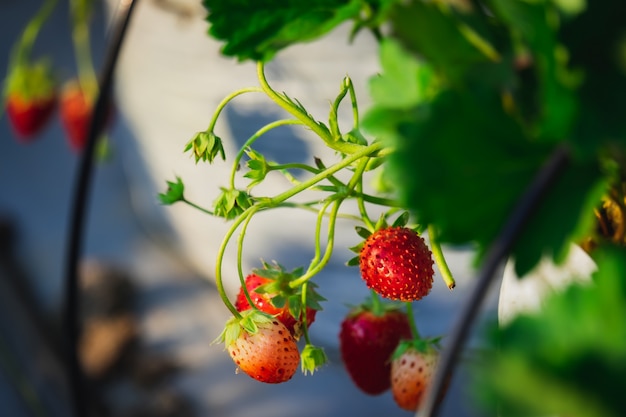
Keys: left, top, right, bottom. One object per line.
{"left": 370, "top": 290, "right": 384, "bottom": 316}
{"left": 69, "top": 0, "right": 98, "bottom": 98}
{"left": 257, "top": 61, "right": 364, "bottom": 156}
{"left": 8, "top": 0, "right": 58, "bottom": 68}
{"left": 215, "top": 206, "right": 261, "bottom": 318}
{"left": 206, "top": 86, "right": 263, "bottom": 133}
{"left": 428, "top": 225, "right": 456, "bottom": 290}
{"left": 405, "top": 302, "right": 421, "bottom": 340}
{"left": 229, "top": 118, "right": 304, "bottom": 189}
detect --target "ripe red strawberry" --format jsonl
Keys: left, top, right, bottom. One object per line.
{"left": 339, "top": 302, "right": 412, "bottom": 395}
{"left": 234, "top": 262, "right": 323, "bottom": 338}
{"left": 359, "top": 227, "right": 434, "bottom": 301}
{"left": 59, "top": 80, "right": 114, "bottom": 151}
{"left": 4, "top": 60, "right": 57, "bottom": 140}
{"left": 220, "top": 311, "right": 300, "bottom": 384}
{"left": 391, "top": 342, "right": 439, "bottom": 411}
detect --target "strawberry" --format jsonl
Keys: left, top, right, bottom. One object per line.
{"left": 390, "top": 341, "right": 440, "bottom": 411}
{"left": 339, "top": 299, "right": 412, "bottom": 395}
{"left": 218, "top": 310, "right": 300, "bottom": 384}
{"left": 359, "top": 226, "right": 434, "bottom": 301}
{"left": 59, "top": 79, "right": 114, "bottom": 151}
{"left": 234, "top": 262, "right": 324, "bottom": 338}
{"left": 4, "top": 60, "right": 56, "bottom": 140}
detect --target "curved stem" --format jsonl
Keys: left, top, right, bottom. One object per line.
{"left": 70, "top": 0, "right": 98, "bottom": 97}
{"left": 427, "top": 225, "right": 455, "bottom": 290}
{"left": 207, "top": 86, "right": 264, "bottom": 132}
{"left": 229, "top": 118, "right": 303, "bottom": 188}
{"left": 12, "top": 0, "right": 58, "bottom": 66}
{"left": 405, "top": 302, "right": 421, "bottom": 340}
{"left": 269, "top": 141, "right": 385, "bottom": 206}
{"left": 291, "top": 198, "right": 343, "bottom": 287}
{"left": 300, "top": 282, "right": 313, "bottom": 345}
{"left": 257, "top": 61, "right": 364, "bottom": 155}
{"left": 214, "top": 206, "right": 260, "bottom": 318}
{"left": 419, "top": 145, "right": 571, "bottom": 417}
{"left": 236, "top": 208, "right": 260, "bottom": 311}
{"left": 182, "top": 198, "right": 214, "bottom": 216}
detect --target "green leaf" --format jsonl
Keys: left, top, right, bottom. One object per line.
{"left": 203, "top": 0, "right": 364, "bottom": 62}
{"left": 158, "top": 177, "right": 185, "bottom": 205}
{"left": 389, "top": 0, "right": 501, "bottom": 86}
{"left": 370, "top": 81, "right": 605, "bottom": 275}
{"left": 559, "top": 0, "right": 626, "bottom": 154}
{"left": 474, "top": 246, "right": 626, "bottom": 417}
{"left": 368, "top": 39, "right": 439, "bottom": 109}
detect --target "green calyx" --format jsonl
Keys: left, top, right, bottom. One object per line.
{"left": 392, "top": 336, "right": 442, "bottom": 360}
{"left": 4, "top": 58, "right": 56, "bottom": 101}
{"left": 213, "top": 309, "right": 275, "bottom": 347}
{"left": 252, "top": 261, "right": 326, "bottom": 317}
{"left": 300, "top": 344, "right": 328, "bottom": 375}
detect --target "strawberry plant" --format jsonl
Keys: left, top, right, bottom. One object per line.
{"left": 155, "top": 0, "right": 626, "bottom": 416}
{"left": 7, "top": 0, "right": 623, "bottom": 416}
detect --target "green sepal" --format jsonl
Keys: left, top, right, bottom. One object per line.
{"left": 392, "top": 336, "right": 442, "bottom": 360}
{"left": 244, "top": 147, "right": 269, "bottom": 189}
{"left": 391, "top": 211, "right": 410, "bottom": 228}
{"left": 213, "top": 187, "right": 254, "bottom": 220}
{"left": 355, "top": 226, "right": 372, "bottom": 239}
{"left": 300, "top": 344, "right": 328, "bottom": 375}
{"left": 184, "top": 130, "right": 226, "bottom": 164}
{"left": 158, "top": 177, "right": 185, "bottom": 205}
{"left": 212, "top": 310, "right": 275, "bottom": 347}
{"left": 4, "top": 58, "right": 56, "bottom": 102}
{"left": 346, "top": 255, "right": 360, "bottom": 267}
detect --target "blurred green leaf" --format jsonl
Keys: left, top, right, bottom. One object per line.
{"left": 203, "top": 0, "right": 364, "bottom": 62}
{"left": 158, "top": 177, "right": 185, "bottom": 205}
{"left": 474, "top": 246, "right": 626, "bottom": 417}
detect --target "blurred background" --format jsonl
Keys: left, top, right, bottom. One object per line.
{"left": 0, "top": 1, "right": 500, "bottom": 416}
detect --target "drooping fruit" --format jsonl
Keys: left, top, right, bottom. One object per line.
{"left": 220, "top": 311, "right": 300, "bottom": 384}
{"left": 339, "top": 303, "right": 412, "bottom": 395}
{"left": 234, "top": 262, "right": 323, "bottom": 338}
{"left": 391, "top": 342, "right": 439, "bottom": 411}
{"left": 359, "top": 227, "right": 434, "bottom": 301}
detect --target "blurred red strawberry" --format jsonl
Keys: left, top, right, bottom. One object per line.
{"left": 59, "top": 79, "right": 114, "bottom": 151}
{"left": 4, "top": 60, "right": 57, "bottom": 141}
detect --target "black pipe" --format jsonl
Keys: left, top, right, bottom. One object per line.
{"left": 62, "top": 1, "right": 139, "bottom": 416}
{"left": 418, "top": 144, "right": 571, "bottom": 417}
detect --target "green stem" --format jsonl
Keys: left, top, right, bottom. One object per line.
{"left": 427, "top": 225, "right": 456, "bottom": 290}
{"left": 310, "top": 199, "right": 335, "bottom": 268}
{"left": 236, "top": 209, "right": 259, "bottom": 311}
{"left": 207, "top": 86, "right": 264, "bottom": 132}
{"left": 346, "top": 76, "right": 359, "bottom": 130}
{"left": 271, "top": 163, "right": 319, "bottom": 175}
{"left": 269, "top": 141, "right": 385, "bottom": 206}
{"left": 405, "top": 302, "right": 421, "bottom": 340}
{"left": 70, "top": 0, "right": 98, "bottom": 97}
{"left": 291, "top": 198, "right": 343, "bottom": 287}
{"left": 215, "top": 206, "right": 260, "bottom": 318}
{"left": 370, "top": 290, "right": 384, "bottom": 316}
{"left": 10, "top": 0, "right": 58, "bottom": 67}
{"left": 182, "top": 198, "right": 214, "bottom": 216}
{"left": 229, "top": 118, "right": 303, "bottom": 188}
{"left": 300, "top": 282, "right": 313, "bottom": 345}
{"left": 257, "top": 61, "right": 364, "bottom": 155}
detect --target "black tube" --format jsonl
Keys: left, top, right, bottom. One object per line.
{"left": 418, "top": 144, "right": 571, "bottom": 417}
{"left": 62, "top": 1, "right": 139, "bottom": 416}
